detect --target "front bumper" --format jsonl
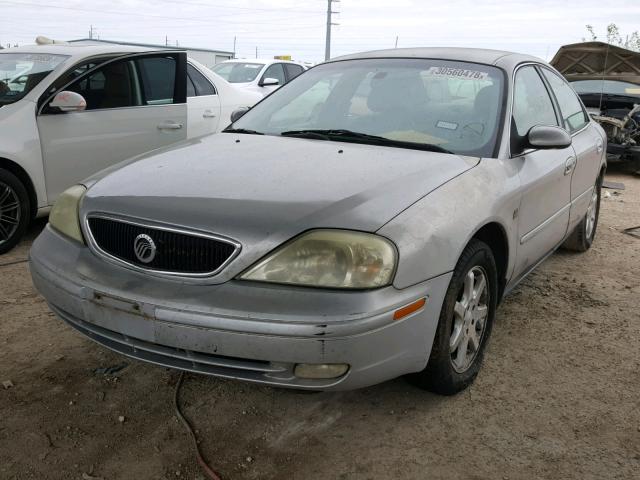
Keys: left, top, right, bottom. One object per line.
{"left": 30, "top": 226, "right": 451, "bottom": 390}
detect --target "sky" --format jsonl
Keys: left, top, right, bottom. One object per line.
{"left": 1, "top": 0, "right": 639, "bottom": 63}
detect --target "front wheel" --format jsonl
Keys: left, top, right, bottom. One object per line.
{"left": 409, "top": 239, "right": 498, "bottom": 395}
{"left": 562, "top": 176, "right": 601, "bottom": 252}
{"left": 0, "top": 169, "right": 30, "bottom": 254}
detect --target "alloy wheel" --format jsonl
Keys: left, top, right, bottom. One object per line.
{"left": 585, "top": 189, "right": 598, "bottom": 240}
{"left": 450, "top": 265, "right": 489, "bottom": 373}
{"left": 0, "top": 181, "right": 21, "bottom": 246}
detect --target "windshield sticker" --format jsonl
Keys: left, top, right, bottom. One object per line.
{"left": 436, "top": 120, "right": 459, "bottom": 130}
{"left": 426, "top": 67, "right": 489, "bottom": 80}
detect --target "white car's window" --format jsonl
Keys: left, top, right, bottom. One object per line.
{"left": 136, "top": 56, "right": 176, "bottom": 105}
{"left": 187, "top": 64, "right": 216, "bottom": 96}
{"left": 512, "top": 66, "right": 558, "bottom": 137}
{"left": 541, "top": 68, "right": 589, "bottom": 132}
{"left": 231, "top": 58, "right": 506, "bottom": 157}
{"left": 0, "top": 53, "right": 68, "bottom": 105}
{"left": 284, "top": 63, "right": 305, "bottom": 81}
{"left": 64, "top": 58, "right": 142, "bottom": 110}
{"left": 262, "top": 64, "right": 286, "bottom": 85}
{"left": 211, "top": 62, "right": 263, "bottom": 83}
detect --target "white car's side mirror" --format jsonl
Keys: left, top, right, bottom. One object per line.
{"left": 260, "top": 77, "right": 280, "bottom": 87}
{"left": 50, "top": 91, "right": 87, "bottom": 112}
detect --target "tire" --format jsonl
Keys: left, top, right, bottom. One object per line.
{"left": 0, "top": 168, "right": 31, "bottom": 255}
{"left": 410, "top": 239, "right": 498, "bottom": 395}
{"left": 562, "top": 175, "right": 602, "bottom": 252}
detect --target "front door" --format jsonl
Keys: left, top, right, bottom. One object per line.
{"left": 511, "top": 65, "right": 572, "bottom": 279}
{"left": 37, "top": 52, "right": 188, "bottom": 204}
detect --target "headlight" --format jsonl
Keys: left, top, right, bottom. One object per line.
{"left": 240, "top": 230, "right": 397, "bottom": 289}
{"left": 49, "top": 184, "right": 86, "bottom": 244}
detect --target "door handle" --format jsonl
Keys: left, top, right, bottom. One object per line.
{"left": 596, "top": 138, "right": 604, "bottom": 154}
{"left": 157, "top": 122, "right": 183, "bottom": 130}
{"left": 203, "top": 110, "right": 217, "bottom": 118}
{"left": 564, "top": 156, "right": 576, "bottom": 176}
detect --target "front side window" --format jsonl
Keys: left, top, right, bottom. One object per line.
{"left": 541, "top": 68, "right": 588, "bottom": 132}
{"left": 0, "top": 52, "right": 68, "bottom": 105}
{"left": 65, "top": 58, "right": 140, "bottom": 110}
{"left": 230, "top": 58, "right": 506, "bottom": 157}
{"left": 262, "top": 64, "right": 286, "bottom": 85}
{"left": 211, "top": 62, "right": 263, "bottom": 83}
{"left": 512, "top": 66, "right": 558, "bottom": 139}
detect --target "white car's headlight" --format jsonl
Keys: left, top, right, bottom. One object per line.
{"left": 240, "top": 230, "right": 397, "bottom": 289}
{"left": 49, "top": 184, "right": 86, "bottom": 244}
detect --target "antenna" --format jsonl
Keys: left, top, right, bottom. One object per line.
{"left": 598, "top": 42, "right": 611, "bottom": 112}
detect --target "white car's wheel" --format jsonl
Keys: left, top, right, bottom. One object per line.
{"left": 0, "top": 169, "right": 30, "bottom": 254}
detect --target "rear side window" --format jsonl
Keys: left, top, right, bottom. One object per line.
{"left": 136, "top": 56, "right": 176, "bottom": 105}
{"left": 187, "top": 64, "right": 216, "bottom": 96}
{"left": 541, "top": 68, "right": 589, "bottom": 132}
{"left": 285, "top": 64, "right": 304, "bottom": 81}
{"left": 512, "top": 66, "right": 558, "bottom": 138}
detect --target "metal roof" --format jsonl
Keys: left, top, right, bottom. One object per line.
{"left": 69, "top": 38, "right": 233, "bottom": 56}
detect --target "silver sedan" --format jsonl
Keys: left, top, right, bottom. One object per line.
{"left": 30, "top": 47, "right": 606, "bottom": 394}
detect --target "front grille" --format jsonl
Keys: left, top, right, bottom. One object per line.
{"left": 87, "top": 216, "right": 238, "bottom": 275}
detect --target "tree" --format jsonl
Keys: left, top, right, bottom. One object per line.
{"left": 584, "top": 24, "right": 640, "bottom": 52}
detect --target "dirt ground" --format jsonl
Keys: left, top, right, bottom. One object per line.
{"left": 1, "top": 166, "right": 639, "bottom": 480}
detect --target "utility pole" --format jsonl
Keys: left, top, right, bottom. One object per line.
{"left": 325, "top": 0, "right": 340, "bottom": 61}
{"left": 233, "top": 36, "right": 236, "bottom": 59}
{"left": 89, "top": 25, "right": 94, "bottom": 39}
{"left": 395, "top": 35, "right": 399, "bottom": 48}
{"left": 165, "top": 35, "right": 168, "bottom": 46}
{"left": 255, "top": 46, "right": 258, "bottom": 58}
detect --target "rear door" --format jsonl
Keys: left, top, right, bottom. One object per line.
{"left": 511, "top": 65, "right": 573, "bottom": 279}
{"left": 37, "top": 51, "right": 187, "bottom": 204}
{"left": 186, "top": 63, "right": 220, "bottom": 138}
{"left": 539, "top": 67, "right": 602, "bottom": 232}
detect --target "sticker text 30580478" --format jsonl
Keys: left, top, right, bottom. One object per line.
{"left": 426, "top": 67, "right": 489, "bottom": 80}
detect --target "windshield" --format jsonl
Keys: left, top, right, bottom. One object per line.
{"left": 230, "top": 58, "right": 505, "bottom": 157}
{"left": 571, "top": 79, "right": 640, "bottom": 98}
{"left": 0, "top": 53, "right": 68, "bottom": 105}
{"left": 211, "top": 62, "right": 264, "bottom": 83}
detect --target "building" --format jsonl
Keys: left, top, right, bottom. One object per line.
{"left": 68, "top": 38, "right": 233, "bottom": 68}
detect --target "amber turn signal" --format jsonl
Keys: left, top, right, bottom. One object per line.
{"left": 393, "top": 297, "right": 427, "bottom": 320}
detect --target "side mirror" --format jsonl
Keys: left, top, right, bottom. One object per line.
{"left": 526, "top": 125, "right": 571, "bottom": 150}
{"left": 49, "top": 91, "right": 87, "bottom": 112}
{"left": 230, "top": 106, "right": 250, "bottom": 123}
{"left": 260, "top": 77, "right": 280, "bottom": 87}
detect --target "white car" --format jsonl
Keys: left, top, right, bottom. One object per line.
{"left": 210, "top": 58, "right": 307, "bottom": 96}
{"left": 0, "top": 42, "right": 261, "bottom": 253}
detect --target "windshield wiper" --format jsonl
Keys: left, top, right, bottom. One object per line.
{"left": 280, "top": 129, "right": 453, "bottom": 154}
{"left": 222, "top": 127, "right": 264, "bottom": 135}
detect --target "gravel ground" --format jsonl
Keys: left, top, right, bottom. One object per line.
{"left": 1, "top": 167, "right": 639, "bottom": 480}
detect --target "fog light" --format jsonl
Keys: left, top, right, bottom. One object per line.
{"left": 294, "top": 363, "right": 349, "bottom": 379}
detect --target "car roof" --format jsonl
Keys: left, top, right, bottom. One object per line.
{"left": 0, "top": 43, "right": 170, "bottom": 60}
{"left": 329, "top": 47, "right": 546, "bottom": 70}
{"left": 218, "top": 58, "right": 304, "bottom": 66}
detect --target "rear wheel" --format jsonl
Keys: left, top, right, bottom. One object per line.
{"left": 562, "top": 176, "right": 601, "bottom": 252}
{"left": 0, "top": 169, "right": 30, "bottom": 254}
{"left": 410, "top": 239, "right": 498, "bottom": 395}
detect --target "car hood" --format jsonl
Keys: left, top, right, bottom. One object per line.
{"left": 82, "top": 134, "right": 478, "bottom": 282}
{"left": 550, "top": 41, "right": 640, "bottom": 84}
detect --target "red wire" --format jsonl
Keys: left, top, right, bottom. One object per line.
{"left": 174, "top": 371, "right": 223, "bottom": 480}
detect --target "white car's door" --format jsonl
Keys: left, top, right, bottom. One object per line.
{"left": 186, "top": 63, "right": 220, "bottom": 138}
{"left": 36, "top": 52, "right": 188, "bottom": 204}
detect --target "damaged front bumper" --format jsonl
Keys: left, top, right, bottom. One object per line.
{"left": 30, "top": 226, "right": 451, "bottom": 390}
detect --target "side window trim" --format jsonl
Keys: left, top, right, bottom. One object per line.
{"left": 534, "top": 65, "right": 564, "bottom": 128}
